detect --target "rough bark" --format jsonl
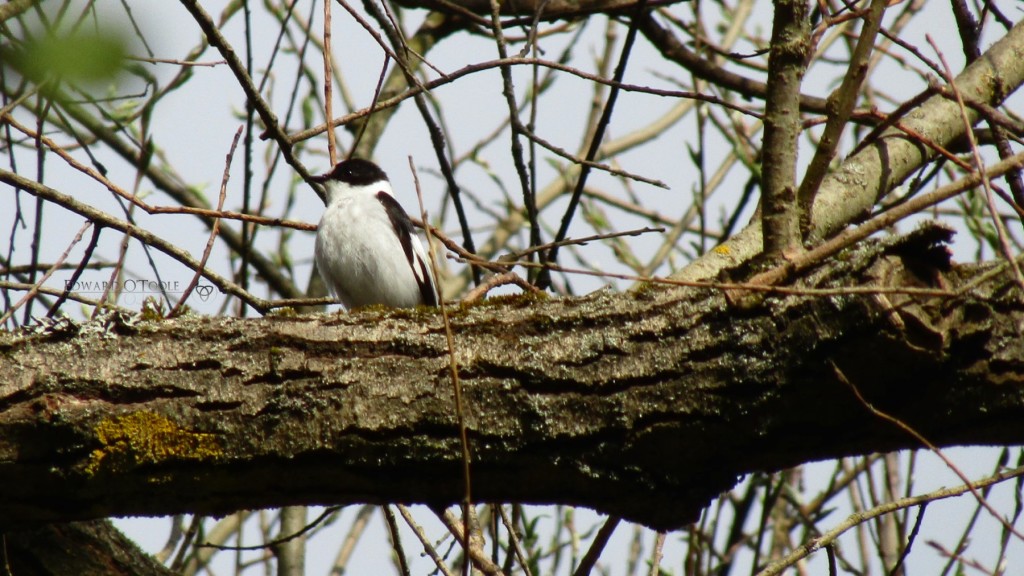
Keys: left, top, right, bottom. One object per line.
{"left": 1, "top": 226, "right": 1022, "bottom": 531}
{"left": 1, "top": 520, "right": 174, "bottom": 576}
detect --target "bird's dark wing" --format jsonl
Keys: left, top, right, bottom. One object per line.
{"left": 375, "top": 191, "right": 438, "bottom": 306}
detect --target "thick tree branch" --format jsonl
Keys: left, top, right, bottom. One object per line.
{"left": 761, "top": 0, "right": 810, "bottom": 258}
{"left": 2, "top": 520, "right": 174, "bottom": 576}
{"left": 673, "top": 17, "right": 1024, "bottom": 282}
{"left": 1, "top": 227, "right": 1022, "bottom": 530}
{"left": 636, "top": 12, "right": 830, "bottom": 114}
{"left": 796, "top": 0, "right": 888, "bottom": 223}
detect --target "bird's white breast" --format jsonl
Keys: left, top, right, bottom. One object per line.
{"left": 315, "top": 188, "right": 430, "bottom": 309}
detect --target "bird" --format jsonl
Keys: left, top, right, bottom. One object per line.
{"left": 312, "top": 158, "right": 438, "bottom": 309}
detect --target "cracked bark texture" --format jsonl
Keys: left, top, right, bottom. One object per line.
{"left": 1, "top": 520, "right": 174, "bottom": 576}
{"left": 1, "top": 227, "right": 1022, "bottom": 531}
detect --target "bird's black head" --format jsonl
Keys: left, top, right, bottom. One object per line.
{"left": 313, "top": 158, "right": 389, "bottom": 186}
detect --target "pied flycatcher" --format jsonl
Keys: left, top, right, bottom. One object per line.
{"left": 313, "top": 158, "right": 438, "bottom": 309}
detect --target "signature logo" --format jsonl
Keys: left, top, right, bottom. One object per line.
{"left": 195, "top": 285, "right": 214, "bottom": 301}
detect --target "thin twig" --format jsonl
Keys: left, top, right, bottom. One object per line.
{"left": 411, "top": 158, "right": 474, "bottom": 575}
{"left": 0, "top": 113, "right": 314, "bottom": 232}
{"left": 887, "top": 503, "right": 927, "bottom": 576}
{"left": 0, "top": 169, "right": 272, "bottom": 313}
{"left": 497, "top": 506, "right": 534, "bottom": 576}
{"left": 397, "top": 504, "right": 456, "bottom": 576}
{"left": 200, "top": 506, "right": 341, "bottom": 551}
{"left": 45, "top": 225, "right": 103, "bottom": 317}
{"left": 0, "top": 280, "right": 118, "bottom": 311}
{"left": 545, "top": 0, "right": 652, "bottom": 286}
{"left": 361, "top": 0, "right": 480, "bottom": 284}
{"left": 746, "top": 151, "right": 1024, "bottom": 288}
{"left": 351, "top": 54, "right": 391, "bottom": 158}
{"left": 169, "top": 515, "right": 203, "bottom": 572}
{"left": 382, "top": 506, "right": 412, "bottom": 576}
{"left": 797, "top": 0, "right": 888, "bottom": 225}
{"left": 331, "top": 0, "right": 423, "bottom": 90}
{"left": 928, "top": 540, "right": 1001, "bottom": 575}
{"left": 571, "top": 516, "right": 620, "bottom": 576}
{"left": 833, "top": 362, "right": 1024, "bottom": 543}
{"left": 756, "top": 464, "right": 1024, "bottom": 576}
{"left": 0, "top": 221, "right": 93, "bottom": 326}
{"left": 178, "top": 0, "right": 314, "bottom": 183}
{"left": 648, "top": 531, "right": 666, "bottom": 576}
{"left": 486, "top": 0, "right": 543, "bottom": 284}
{"left": 171, "top": 126, "right": 242, "bottom": 316}
{"left": 330, "top": 505, "right": 375, "bottom": 574}
{"left": 927, "top": 35, "right": 1024, "bottom": 291}
{"left": 462, "top": 272, "right": 543, "bottom": 302}
{"left": 508, "top": 226, "right": 664, "bottom": 261}
{"left": 447, "top": 250, "right": 970, "bottom": 299}
{"left": 286, "top": 56, "right": 763, "bottom": 144}
{"left": 323, "top": 0, "right": 337, "bottom": 165}
{"left": 126, "top": 56, "right": 227, "bottom": 67}
{"left": 434, "top": 507, "right": 505, "bottom": 575}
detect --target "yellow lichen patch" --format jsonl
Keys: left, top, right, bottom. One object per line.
{"left": 712, "top": 244, "right": 731, "bottom": 255}
{"left": 85, "top": 411, "right": 222, "bottom": 476}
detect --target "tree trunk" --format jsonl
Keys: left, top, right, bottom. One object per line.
{"left": 1, "top": 225, "right": 1022, "bottom": 531}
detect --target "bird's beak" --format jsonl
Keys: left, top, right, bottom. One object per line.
{"left": 309, "top": 172, "right": 330, "bottom": 206}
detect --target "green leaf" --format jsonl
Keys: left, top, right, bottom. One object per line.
{"left": 4, "top": 28, "right": 128, "bottom": 85}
